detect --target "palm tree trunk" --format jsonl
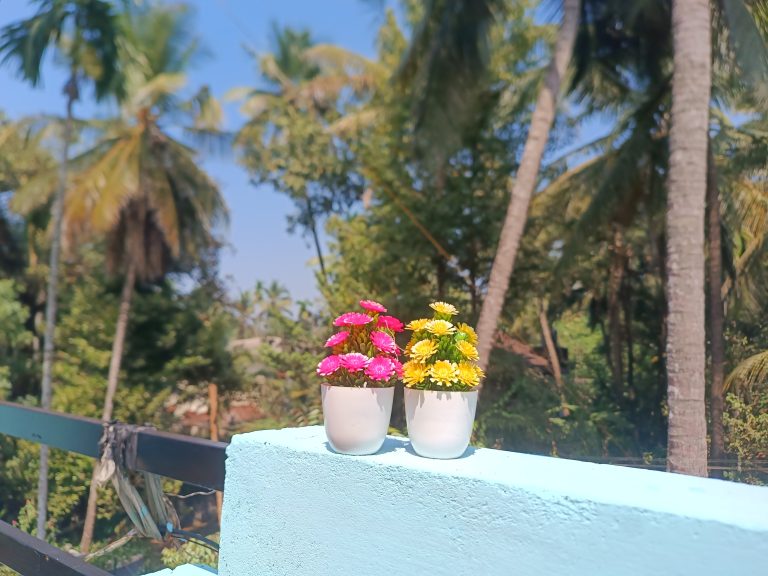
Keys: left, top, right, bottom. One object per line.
{"left": 623, "top": 264, "right": 635, "bottom": 393}
{"left": 208, "top": 383, "right": 223, "bottom": 526}
{"left": 304, "top": 195, "right": 327, "bottom": 281}
{"left": 475, "top": 0, "right": 580, "bottom": 373}
{"left": 707, "top": 143, "right": 725, "bottom": 474}
{"left": 608, "top": 226, "right": 625, "bottom": 402}
{"left": 538, "top": 300, "right": 569, "bottom": 416}
{"left": 80, "top": 262, "right": 137, "bottom": 553}
{"left": 665, "top": 0, "right": 711, "bottom": 477}
{"left": 36, "top": 77, "right": 76, "bottom": 540}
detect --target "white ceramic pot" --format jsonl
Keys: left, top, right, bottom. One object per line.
{"left": 404, "top": 388, "right": 478, "bottom": 459}
{"left": 321, "top": 384, "right": 394, "bottom": 455}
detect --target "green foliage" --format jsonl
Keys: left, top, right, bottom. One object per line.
{"left": 231, "top": 24, "right": 375, "bottom": 276}
{"left": 0, "top": 280, "right": 33, "bottom": 399}
{"left": 318, "top": 6, "right": 545, "bottom": 323}
{"left": 724, "top": 393, "right": 768, "bottom": 485}
{"left": 248, "top": 292, "right": 325, "bottom": 429}
{"left": 161, "top": 534, "right": 218, "bottom": 570}
{"left": 0, "top": 234, "right": 248, "bottom": 554}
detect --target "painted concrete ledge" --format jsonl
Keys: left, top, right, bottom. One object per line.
{"left": 219, "top": 426, "right": 768, "bottom": 576}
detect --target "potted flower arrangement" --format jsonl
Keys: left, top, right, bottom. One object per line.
{"left": 316, "top": 299, "right": 404, "bottom": 455}
{"left": 402, "top": 301, "right": 484, "bottom": 459}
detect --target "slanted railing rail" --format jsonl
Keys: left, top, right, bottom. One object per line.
{"left": 0, "top": 520, "right": 111, "bottom": 576}
{"left": 0, "top": 401, "right": 228, "bottom": 576}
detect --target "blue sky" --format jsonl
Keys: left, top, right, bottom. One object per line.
{"left": 0, "top": 0, "right": 390, "bottom": 302}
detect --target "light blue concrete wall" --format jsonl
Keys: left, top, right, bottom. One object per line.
{"left": 219, "top": 426, "right": 768, "bottom": 576}
{"left": 142, "top": 565, "right": 215, "bottom": 576}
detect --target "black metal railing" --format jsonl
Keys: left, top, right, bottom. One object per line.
{"left": 0, "top": 401, "right": 228, "bottom": 576}
{"left": 0, "top": 520, "right": 110, "bottom": 576}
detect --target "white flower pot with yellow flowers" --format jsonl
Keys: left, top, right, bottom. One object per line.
{"left": 402, "top": 302, "right": 484, "bottom": 459}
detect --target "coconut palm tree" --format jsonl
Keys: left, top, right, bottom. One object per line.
{"left": 50, "top": 4, "right": 227, "bottom": 552}
{"left": 711, "top": 109, "right": 768, "bottom": 465}
{"left": 525, "top": 0, "right": 767, "bottom": 472}
{"left": 396, "top": 0, "right": 581, "bottom": 372}
{"left": 231, "top": 25, "right": 381, "bottom": 282}
{"left": 475, "top": 0, "right": 581, "bottom": 372}
{"left": 0, "top": 0, "right": 121, "bottom": 539}
{"left": 398, "top": 1, "right": 765, "bottom": 414}
{"left": 708, "top": 0, "right": 768, "bottom": 469}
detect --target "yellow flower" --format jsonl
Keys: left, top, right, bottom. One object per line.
{"left": 425, "top": 319, "right": 456, "bottom": 337}
{"left": 430, "top": 301, "right": 459, "bottom": 316}
{"left": 406, "top": 318, "right": 430, "bottom": 332}
{"left": 456, "top": 362, "right": 480, "bottom": 388}
{"left": 429, "top": 360, "right": 458, "bottom": 387}
{"left": 457, "top": 322, "right": 478, "bottom": 345}
{"left": 402, "top": 361, "right": 429, "bottom": 387}
{"left": 409, "top": 339, "right": 438, "bottom": 362}
{"left": 456, "top": 340, "right": 479, "bottom": 361}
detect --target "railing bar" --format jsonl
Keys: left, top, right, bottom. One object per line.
{"left": 135, "top": 428, "right": 227, "bottom": 491}
{"left": 0, "top": 401, "right": 227, "bottom": 491}
{"left": 0, "top": 520, "right": 111, "bottom": 576}
{"left": 0, "top": 401, "right": 102, "bottom": 458}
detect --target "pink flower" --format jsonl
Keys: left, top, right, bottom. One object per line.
{"left": 359, "top": 299, "right": 387, "bottom": 313}
{"left": 391, "top": 358, "right": 403, "bottom": 377}
{"left": 377, "top": 315, "right": 404, "bottom": 332}
{"left": 365, "top": 356, "right": 396, "bottom": 381}
{"left": 325, "top": 331, "right": 350, "bottom": 347}
{"left": 340, "top": 352, "right": 371, "bottom": 372}
{"left": 370, "top": 331, "right": 397, "bottom": 354}
{"left": 317, "top": 355, "right": 342, "bottom": 376}
{"left": 334, "top": 312, "right": 374, "bottom": 327}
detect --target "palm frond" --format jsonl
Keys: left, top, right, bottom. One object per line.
{"left": 303, "top": 44, "right": 386, "bottom": 79}
{"left": 397, "top": 0, "right": 502, "bottom": 160}
{"left": 725, "top": 349, "right": 768, "bottom": 394}
{"left": 720, "top": 171, "right": 768, "bottom": 308}
{"left": 267, "top": 23, "right": 319, "bottom": 84}
{"left": 718, "top": 0, "right": 768, "bottom": 100}
{"left": 223, "top": 86, "right": 256, "bottom": 102}
{"left": 65, "top": 127, "right": 142, "bottom": 235}
{"left": 327, "top": 107, "right": 384, "bottom": 136}
{"left": 552, "top": 124, "right": 657, "bottom": 279}
{"left": 146, "top": 158, "right": 181, "bottom": 257}
{"left": 8, "top": 168, "right": 58, "bottom": 215}
{"left": 573, "top": 0, "right": 671, "bottom": 110}
{"left": 241, "top": 92, "right": 280, "bottom": 119}
{"left": 130, "top": 72, "right": 186, "bottom": 111}
{"left": 261, "top": 53, "right": 295, "bottom": 90}
{"left": 0, "top": 2, "right": 67, "bottom": 88}
{"left": 0, "top": 0, "right": 122, "bottom": 99}
{"left": 293, "top": 73, "right": 375, "bottom": 106}
{"left": 121, "top": 2, "right": 200, "bottom": 78}
{"left": 187, "top": 85, "right": 223, "bottom": 131}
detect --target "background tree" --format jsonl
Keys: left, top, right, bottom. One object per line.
{"left": 474, "top": 0, "right": 581, "bottom": 372}
{"left": 395, "top": 0, "right": 581, "bottom": 372}
{"left": 231, "top": 25, "right": 380, "bottom": 282}
{"left": 0, "top": 0, "right": 121, "bottom": 539}
{"left": 11, "top": 3, "right": 230, "bottom": 551}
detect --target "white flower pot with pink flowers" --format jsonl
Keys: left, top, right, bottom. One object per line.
{"left": 317, "top": 299, "right": 404, "bottom": 455}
